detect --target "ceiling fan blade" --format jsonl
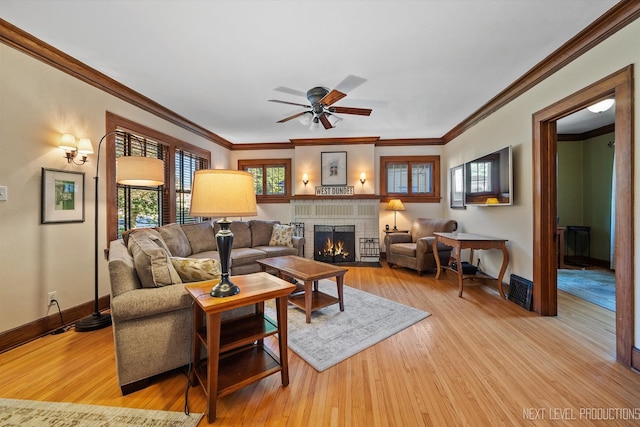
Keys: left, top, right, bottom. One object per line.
{"left": 274, "top": 86, "right": 307, "bottom": 97}
{"left": 319, "top": 114, "right": 333, "bottom": 129}
{"left": 269, "top": 99, "right": 311, "bottom": 108}
{"left": 277, "top": 111, "right": 309, "bottom": 123}
{"left": 320, "top": 89, "right": 346, "bottom": 106}
{"left": 330, "top": 106, "right": 372, "bottom": 116}
{"left": 334, "top": 75, "right": 367, "bottom": 93}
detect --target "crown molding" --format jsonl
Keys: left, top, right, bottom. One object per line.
{"left": 557, "top": 123, "right": 616, "bottom": 141}
{"left": 289, "top": 136, "right": 380, "bottom": 146}
{"left": 443, "top": 0, "right": 640, "bottom": 144}
{"left": 2, "top": 0, "right": 639, "bottom": 151}
{"left": 0, "top": 18, "right": 233, "bottom": 150}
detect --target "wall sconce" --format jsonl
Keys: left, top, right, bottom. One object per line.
{"left": 359, "top": 172, "right": 366, "bottom": 186}
{"left": 302, "top": 173, "right": 309, "bottom": 186}
{"left": 59, "top": 133, "right": 94, "bottom": 165}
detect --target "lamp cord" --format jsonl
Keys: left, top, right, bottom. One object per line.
{"left": 50, "top": 299, "right": 69, "bottom": 335}
{"left": 183, "top": 300, "right": 195, "bottom": 416}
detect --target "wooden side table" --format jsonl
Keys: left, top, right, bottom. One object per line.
{"left": 185, "top": 272, "right": 295, "bottom": 423}
{"left": 433, "top": 232, "right": 509, "bottom": 298}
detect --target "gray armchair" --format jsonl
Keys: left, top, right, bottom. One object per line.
{"left": 384, "top": 218, "right": 458, "bottom": 275}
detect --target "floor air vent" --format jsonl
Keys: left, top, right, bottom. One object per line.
{"left": 508, "top": 274, "right": 533, "bottom": 311}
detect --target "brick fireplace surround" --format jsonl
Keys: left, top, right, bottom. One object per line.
{"left": 290, "top": 198, "right": 380, "bottom": 262}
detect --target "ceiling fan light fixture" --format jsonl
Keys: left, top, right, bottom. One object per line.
{"left": 309, "top": 116, "right": 320, "bottom": 131}
{"left": 587, "top": 98, "right": 615, "bottom": 113}
{"left": 270, "top": 76, "right": 374, "bottom": 130}
{"left": 298, "top": 112, "right": 313, "bottom": 125}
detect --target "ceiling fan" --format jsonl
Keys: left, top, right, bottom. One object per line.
{"left": 268, "top": 75, "right": 373, "bottom": 130}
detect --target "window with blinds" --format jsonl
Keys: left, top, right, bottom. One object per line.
{"left": 116, "top": 131, "right": 166, "bottom": 237}
{"left": 175, "top": 149, "right": 208, "bottom": 224}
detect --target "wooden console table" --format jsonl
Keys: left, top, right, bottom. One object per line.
{"left": 185, "top": 272, "right": 295, "bottom": 423}
{"left": 433, "top": 232, "right": 509, "bottom": 298}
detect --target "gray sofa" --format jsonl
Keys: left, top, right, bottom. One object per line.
{"left": 108, "top": 219, "right": 304, "bottom": 394}
{"left": 384, "top": 218, "right": 457, "bottom": 275}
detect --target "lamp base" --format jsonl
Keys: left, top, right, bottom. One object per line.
{"left": 210, "top": 276, "right": 240, "bottom": 297}
{"left": 75, "top": 312, "right": 112, "bottom": 332}
{"left": 211, "top": 218, "right": 240, "bottom": 298}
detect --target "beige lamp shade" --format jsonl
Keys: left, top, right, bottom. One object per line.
{"left": 76, "top": 138, "right": 94, "bottom": 155}
{"left": 59, "top": 133, "right": 77, "bottom": 151}
{"left": 117, "top": 156, "right": 164, "bottom": 187}
{"left": 190, "top": 169, "right": 257, "bottom": 217}
{"left": 386, "top": 199, "right": 406, "bottom": 211}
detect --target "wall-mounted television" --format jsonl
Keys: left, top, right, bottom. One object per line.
{"left": 464, "top": 145, "right": 512, "bottom": 206}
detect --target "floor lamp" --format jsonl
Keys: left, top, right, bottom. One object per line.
{"left": 75, "top": 131, "right": 164, "bottom": 332}
{"left": 189, "top": 170, "right": 257, "bottom": 297}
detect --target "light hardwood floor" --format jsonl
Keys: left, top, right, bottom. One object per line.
{"left": 2, "top": 264, "right": 639, "bottom": 426}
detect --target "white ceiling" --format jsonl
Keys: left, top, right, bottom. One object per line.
{"left": 0, "top": 0, "right": 619, "bottom": 144}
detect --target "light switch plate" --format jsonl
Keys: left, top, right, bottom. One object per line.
{"left": 0, "top": 186, "right": 7, "bottom": 201}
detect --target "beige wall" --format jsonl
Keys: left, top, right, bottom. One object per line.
{"left": 0, "top": 44, "right": 228, "bottom": 332}
{"left": 444, "top": 18, "right": 640, "bottom": 343}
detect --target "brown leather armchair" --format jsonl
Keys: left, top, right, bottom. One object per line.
{"left": 384, "top": 218, "right": 458, "bottom": 275}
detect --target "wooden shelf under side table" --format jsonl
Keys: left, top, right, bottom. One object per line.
{"left": 257, "top": 255, "right": 347, "bottom": 324}
{"left": 433, "top": 232, "right": 509, "bottom": 298}
{"left": 185, "top": 272, "right": 296, "bottom": 423}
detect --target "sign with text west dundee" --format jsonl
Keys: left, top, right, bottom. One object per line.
{"left": 315, "top": 186, "right": 355, "bottom": 196}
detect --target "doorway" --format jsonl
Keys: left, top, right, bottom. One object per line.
{"left": 556, "top": 109, "right": 616, "bottom": 311}
{"left": 532, "top": 65, "right": 633, "bottom": 366}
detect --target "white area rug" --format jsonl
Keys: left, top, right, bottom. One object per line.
{"left": 265, "top": 280, "right": 430, "bottom": 372}
{"left": 0, "top": 398, "right": 202, "bottom": 426}
{"left": 557, "top": 268, "right": 616, "bottom": 311}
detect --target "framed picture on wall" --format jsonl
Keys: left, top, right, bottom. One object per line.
{"left": 450, "top": 164, "right": 465, "bottom": 209}
{"left": 321, "top": 151, "right": 347, "bottom": 186}
{"left": 41, "top": 168, "right": 85, "bottom": 223}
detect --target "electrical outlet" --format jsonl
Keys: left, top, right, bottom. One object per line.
{"left": 48, "top": 291, "right": 57, "bottom": 305}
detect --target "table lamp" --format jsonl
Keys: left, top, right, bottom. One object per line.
{"left": 190, "top": 169, "right": 257, "bottom": 297}
{"left": 386, "top": 199, "right": 406, "bottom": 231}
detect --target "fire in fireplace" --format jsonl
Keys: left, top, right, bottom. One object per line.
{"left": 314, "top": 225, "right": 356, "bottom": 263}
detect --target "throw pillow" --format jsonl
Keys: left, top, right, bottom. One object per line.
{"left": 128, "top": 231, "right": 182, "bottom": 288}
{"left": 170, "top": 257, "right": 221, "bottom": 283}
{"left": 269, "top": 223, "right": 295, "bottom": 247}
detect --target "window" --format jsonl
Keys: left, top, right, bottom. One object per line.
{"left": 175, "top": 149, "right": 208, "bottom": 224}
{"left": 116, "top": 131, "right": 166, "bottom": 237}
{"left": 380, "top": 155, "right": 440, "bottom": 202}
{"left": 238, "top": 159, "right": 292, "bottom": 203}
{"left": 106, "top": 113, "right": 210, "bottom": 243}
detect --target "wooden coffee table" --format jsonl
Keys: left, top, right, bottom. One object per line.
{"left": 257, "top": 255, "right": 348, "bottom": 323}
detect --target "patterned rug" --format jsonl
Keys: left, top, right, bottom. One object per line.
{"left": 0, "top": 398, "right": 202, "bottom": 426}
{"left": 265, "top": 281, "right": 429, "bottom": 372}
{"left": 557, "top": 268, "right": 616, "bottom": 311}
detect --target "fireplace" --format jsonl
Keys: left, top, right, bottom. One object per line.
{"left": 314, "top": 225, "right": 356, "bottom": 263}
